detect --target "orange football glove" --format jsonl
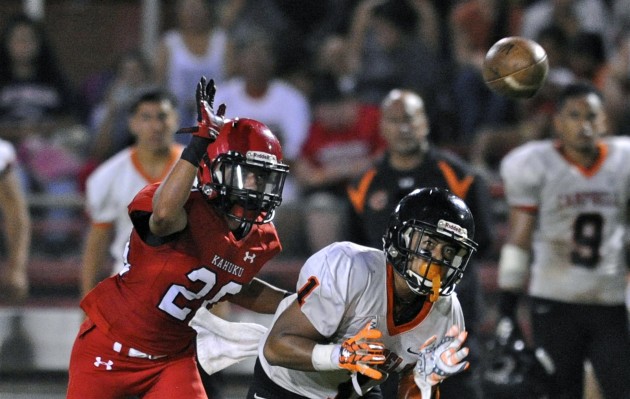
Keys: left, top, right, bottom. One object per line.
{"left": 338, "top": 322, "right": 386, "bottom": 379}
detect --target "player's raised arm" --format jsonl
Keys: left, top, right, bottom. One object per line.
{"left": 150, "top": 77, "right": 225, "bottom": 237}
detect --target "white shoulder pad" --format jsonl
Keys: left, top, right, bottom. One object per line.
{"left": 500, "top": 140, "right": 551, "bottom": 207}
{"left": 297, "top": 242, "right": 380, "bottom": 337}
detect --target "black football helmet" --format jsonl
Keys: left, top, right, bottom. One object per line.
{"left": 481, "top": 318, "right": 555, "bottom": 398}
{"left": 383, "top": 187, "right": 477, "bottom": 299}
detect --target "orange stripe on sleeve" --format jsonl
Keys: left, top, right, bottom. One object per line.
{"left": 91, "top": 222, "right": 114, "bottom": 229}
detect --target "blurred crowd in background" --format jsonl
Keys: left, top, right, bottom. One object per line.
{"left": 0, "top": 2, "right": 629, "bottom": 398}
{"left": 0, "top": 0, "right": 629, "bottom": 308}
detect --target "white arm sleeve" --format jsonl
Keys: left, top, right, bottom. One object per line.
{"left": 498, "top": 244, "right": 530, "bottom": 291}
{"left": 0, "top": 139, "right": 16, "bottom": 174}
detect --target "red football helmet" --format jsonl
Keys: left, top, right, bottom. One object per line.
{"left": 197, "top": 118, "right": 289, "bottom": 225}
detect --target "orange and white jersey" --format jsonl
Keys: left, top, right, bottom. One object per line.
{"left": 84, "top": 146, "right": 181, "bottom": 272}
{"left": 258, "top": 241, "right": 464, "bottom": 399}
{"left": 500, "top": 136, "right": 630, "bottom": 305}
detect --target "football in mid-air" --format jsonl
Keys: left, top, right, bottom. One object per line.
{"left": 482, "top": 36, "right": 549, "bottom": 99}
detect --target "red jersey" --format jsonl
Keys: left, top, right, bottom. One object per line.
{"left": 81, "top": 183, "right": 282, "bottom": 355}
{"left": 300, "top": 104, "right": 385, "bottom": 167}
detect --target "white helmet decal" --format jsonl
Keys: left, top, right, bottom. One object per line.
{"left": 437, "top": 219, "right": 468, "bottom": 239}
{"left": 246, "top": 151, "right": 277, "bottom": 164}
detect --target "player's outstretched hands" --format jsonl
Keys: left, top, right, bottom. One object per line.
{"left": 413, "top": 325, "right": 469, "bottom": 396}
{"left": 176, "top": 76, "right": 226, "bottom": 141}
{"left": 338, "top": 322, "right": 386, "bottom": 380}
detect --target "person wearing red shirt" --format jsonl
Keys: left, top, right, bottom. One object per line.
{"left": 295, "top": 93, "right": 386, "bottom": 253}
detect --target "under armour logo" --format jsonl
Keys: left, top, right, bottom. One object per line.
{"left": 243, "top": 251, "right": 256, "bottom": 263}
{"left": 94, "top": 356, "right": 113, "bottom": 370}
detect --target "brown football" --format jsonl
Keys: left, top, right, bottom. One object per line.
{"left": 482, "top": 36, "right": 549, "bottom": 99}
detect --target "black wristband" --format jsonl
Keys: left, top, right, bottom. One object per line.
{"left": 498, "top": 290, "right": 520, "bottom": 319}
{"left": 180, "top": 136, "right": 212, "bottom": 166}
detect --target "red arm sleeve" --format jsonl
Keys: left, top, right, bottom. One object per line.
{"left": 127, "top": 183, "right": 160, "bottom": 214}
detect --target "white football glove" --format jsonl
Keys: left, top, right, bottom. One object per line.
{"left": 413, "top": 325, "right": 470, "bottom": 398}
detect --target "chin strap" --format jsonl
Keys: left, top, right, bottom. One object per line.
{"left": 232, "top": 221, "right": 252, "bottom": 240}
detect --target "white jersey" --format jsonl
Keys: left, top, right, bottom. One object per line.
{"left": 213, "top": 78, "right": 310, "bottom": 202}
{"left": 214, "top": 78, "right": 309, "bottom": 162}
{"left": 500, "top": 137, "right": 630, "bottom": 305}
{"left": 259, "top": 241, "right": 464, "bottom": 398}
{"left": 84, "top": 146, "right": 181, "bottom": 272}
{"left": 163, "top": 29, "right": 227, "bottom": 127}
{"left": 0, "top": 138, "right": 16, "bottom": 174}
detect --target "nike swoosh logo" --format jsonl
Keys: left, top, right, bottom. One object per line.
{"left": 407, "top": 347, "right": 420, "bottom": 355}
{"left": 254, "top": 393, "right": 268, "bottom": 399}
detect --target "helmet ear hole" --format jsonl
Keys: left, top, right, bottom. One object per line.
{"left": 387, "top": 246, "right": 399, "bottom": 258}
{"left": 201, "top": 184, "right": 218, "bottom": 200}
